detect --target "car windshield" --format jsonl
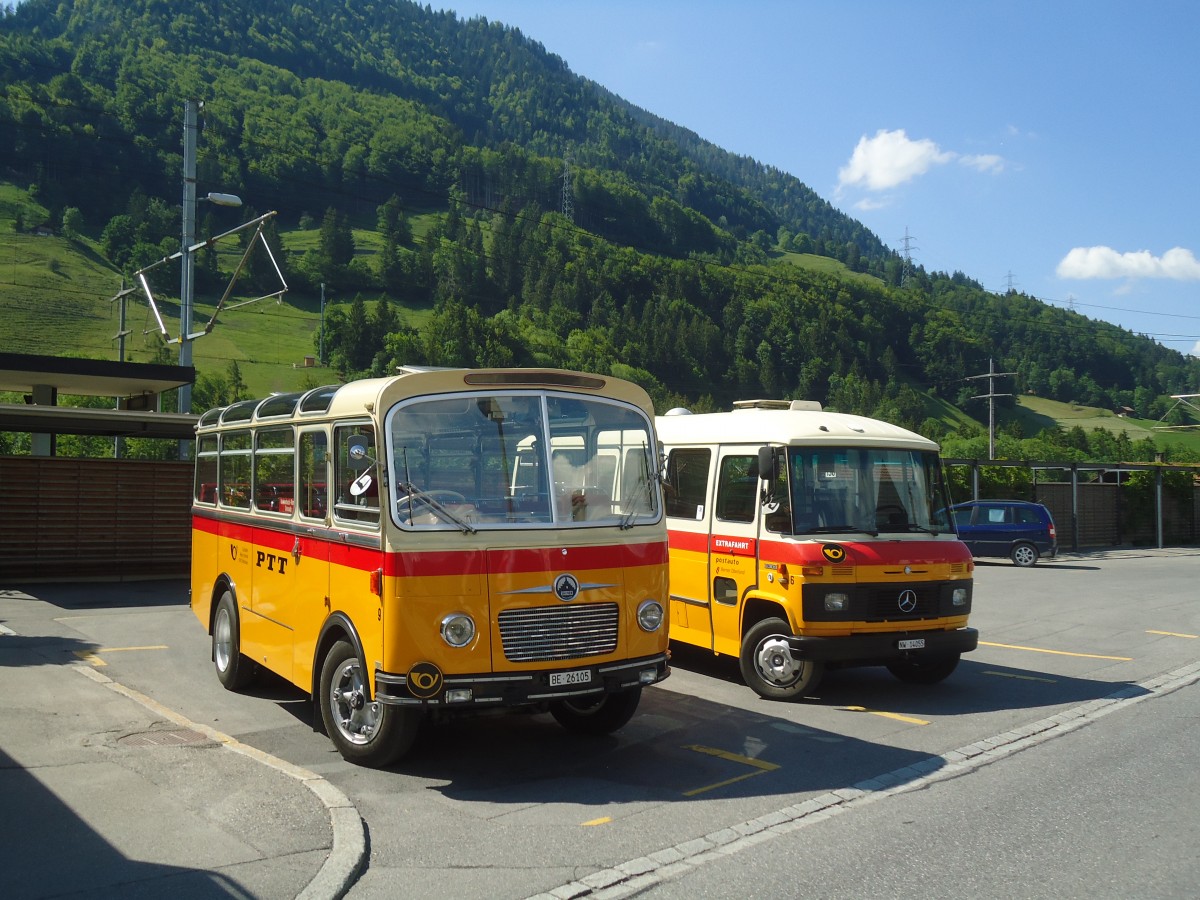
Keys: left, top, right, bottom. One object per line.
{"left": 766, "top": 446, "right": 953, "bottom": 536}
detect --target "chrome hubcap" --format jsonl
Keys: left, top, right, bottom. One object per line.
{"left": 755, "top": 635, "right": 800, "bottom": 685}
{"left": 329, "top": 659, "right": 380, "bottom": 745}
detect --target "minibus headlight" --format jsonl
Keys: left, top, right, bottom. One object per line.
{"left": 440, "top": 613, "right": 476, "bottom": 648}
{"left": 952, "top": 587, "right": 968, "bottom": 607}
{"left": 637, "top": 600, "right": 665, "bottom": 632}
{"left": 825, "top": 592, "right": 849, "bottom": 612}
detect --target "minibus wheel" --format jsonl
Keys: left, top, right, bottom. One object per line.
{"left": 740, "top": 617, "right": 824, "bottom": 699}
{"left": 212, "top": 590, "right": 258, "bottom": 690}
{"left": 550, "top": 687, "right": 641, "bottom": 734}
{"left": 886, "top": 653, "right": 960, "bottom": 684}
{"left": 319, "top": 640, "right": 419, "bottom": 767}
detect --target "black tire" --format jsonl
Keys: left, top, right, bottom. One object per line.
{"left": 739, "top": 616, "right": 824, "bottom": 700}
{"left": 319, "top": 640, "right": 419, "bottom": 767}
{"left": 212, "top": 590, "right": 257, "bottom": 690}
{"left": 550, "top": 687, "right": 642, "bottom": 734}
{"left": 886, "top": 653, "right": 961, "bottom": 684}
{"left": 1011, "top": 542, "right": 1040, "bottom": 567}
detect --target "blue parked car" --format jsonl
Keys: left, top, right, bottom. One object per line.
{"left": 949, "top": 500, "right": 1058, "bottom": 567}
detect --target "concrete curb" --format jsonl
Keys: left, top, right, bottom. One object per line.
{"left": 73, "top": 664, "right": 367, "bottom": 900}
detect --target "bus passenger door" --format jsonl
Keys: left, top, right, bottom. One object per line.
{"left": 248, "top": 425, "right": 300, "bottom": 682}
{"left": 663, "top": 448, "right": 715, "bottom": 650}
{"left": 708, "top": 448, "right": 761, "bottom": 658}
{"left": 290, "top": 428, "right": 332, "bottom": 691}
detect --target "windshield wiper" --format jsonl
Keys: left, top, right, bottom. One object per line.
{"left": 798, "top": 525, "right": 880, "bottom": 537}
{"left": 621, "top": 445, "right": 654, "bottom": 530}
{"left": 905, "top": 524, "right": 941, "bottom": 535}
{"left": 397, "top": 483, "right": 477, "bottom": 534}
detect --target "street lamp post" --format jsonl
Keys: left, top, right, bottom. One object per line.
{"left": 178, "top": 99, "right": 241, "bottom": 458}
{"left": 179, "top": 99, "right": 198, "bottom": 429}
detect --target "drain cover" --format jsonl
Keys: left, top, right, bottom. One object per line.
{"left": 119, "top": 728, "right": 213, "bottom": 747}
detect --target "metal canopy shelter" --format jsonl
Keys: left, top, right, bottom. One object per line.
{"left": 0, "top": 352, "right": 198, "bottom": 442}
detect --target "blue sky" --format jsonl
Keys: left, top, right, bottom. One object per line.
{"left": 435, "top": 1, "right": 1200, "bottom": 359}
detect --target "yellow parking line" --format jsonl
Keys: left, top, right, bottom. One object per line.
{"left": 581, "top": 817, "right": 612, "bottom": 827}
{"left": 979, "top": 640, "right": 1132, "bottom": 661}
{"left": 682, "top": 744, "right": 779, "bottom": 797}
{"left": 841, "top": 706, "right": 929, "bottom": 725}
{"left": 1147, "top": 630, "right": 1198, "bottom": 639}
{"left": 982, "top": 670, "right": 1057, "bottom": 683}
{"left": 73, "top": 645, "right": 169, "bottom": 667}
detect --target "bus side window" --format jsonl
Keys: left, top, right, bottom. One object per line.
{"left": 716, "top": 455, "right": 757, "bottom": 523}
{"left": 665, "top": 448, "right": 711, "bottom": 520}
{"left": 333, "top": 424, "right": 379, "bottom": 525}
{"left": 298, "top": 430, "right": 328, "bottom": 520}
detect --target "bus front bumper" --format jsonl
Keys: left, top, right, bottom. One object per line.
{"left": 786, "top": 627, "right": 979, "bottom": 663}
{"left": 373, "top": 653, "right": 670, "bottom": 707}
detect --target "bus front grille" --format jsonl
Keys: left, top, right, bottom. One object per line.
{"left": 497, "top": 602, "right": 620, "bottom": 663}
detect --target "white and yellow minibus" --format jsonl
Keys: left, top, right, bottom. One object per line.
{"left": 657, "top": 399, "right": 977, "bottom": 699}
{"left": 191, "top": 367, "right": 669, "bottom": 766}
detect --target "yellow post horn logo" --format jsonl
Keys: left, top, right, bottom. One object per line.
{"left": 821, "top": 544, "right": 847, "bottom": 563}
{"left": 407, "top": 662, "right": 443, "bottom": 699}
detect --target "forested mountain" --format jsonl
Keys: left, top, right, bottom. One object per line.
{"left": 2, "top": 0, "right": 1198, "bottom": 458}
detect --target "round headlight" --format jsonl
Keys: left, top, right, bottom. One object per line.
{"left": 440, "top": 613, "right": 476, "bottom": 648}
{"left": 637, "top": 599, "right": 665, "bottom": 632}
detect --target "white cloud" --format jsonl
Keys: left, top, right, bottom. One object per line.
{"left": 838, "top": 129, "right": 1005, "bottom": 194}
{"left": 853, "top": 196, "right": 890, "bottom": 211}
{"left": 1190, "top": 341, "right": 1200, "bottom": 358}
{"left": 959, "top": 153, "right": 1005, "bottom": 174}
{"left": 1056, "top": 246, "right": 1200, "bottom": 281}
{"left": 838, "top": 129, "right": 954, "bottom": 191}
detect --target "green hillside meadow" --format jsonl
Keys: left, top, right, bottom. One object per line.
{"left": 5, "top": 177, "right": 1200, "bottom": 458}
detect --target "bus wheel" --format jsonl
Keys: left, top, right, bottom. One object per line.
{"left": 550, "top": 687, "right": 641, "bottom": 734}
{"left": 212, "top": 590, "right": 258, "bottom": 690}
{"left": 740, "top": 617, "right": 824, "bottom": 700}
{"left": 886, "top": 653, "right": 960, "bottom": 684}
{"left": 319, "top": 640, "right": 418, "bottom": 768}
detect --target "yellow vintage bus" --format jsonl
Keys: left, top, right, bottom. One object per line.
{"left": 191, "top": 367, "right": 669, "bottom": 767}
{"left": 657, "top": 400, "right": 977, "bottom": 700}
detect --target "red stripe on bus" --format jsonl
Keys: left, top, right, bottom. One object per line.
{"left": 195, "top": 516, "right": 666, "bottom": 577}
{"left": 667, "top": 527, "right": 971, "bottom": 566}
{"left": 388, "top": 542, "right": 668, "bottom": 578}
{"left": 757, "top": 537, "right": 973, "bottom": 566}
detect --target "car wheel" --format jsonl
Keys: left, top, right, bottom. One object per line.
{"left": 887, "top": 653, "right": 961, "bottom": 684}
{"left": 1011, "top": 542, "right": 1040, "bottom": 567}
{"left": 739, "top": 617, "right": 824, "bottom": 700}
{"left": 319, "top": 639, "right": 420, "bottom": 767}
{"left": 212, "top": 590, "right": 258, "bottom": 690}
{"left": 550, "top": 687, "right": 642, "bottom": 734}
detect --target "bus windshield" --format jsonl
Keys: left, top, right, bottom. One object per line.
{"left": 385, "top": 391, "right": 659, "bottom": 529}
{"left": 767, "top": 447, "right": 953, "bottom": 536}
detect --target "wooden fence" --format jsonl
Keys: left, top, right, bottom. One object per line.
{"left": 0, "top": 456, "right": 192, "bottom": 582}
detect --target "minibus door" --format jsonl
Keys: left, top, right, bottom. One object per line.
{"left": 709, "top": 447, "right": 762, "bottom": 658}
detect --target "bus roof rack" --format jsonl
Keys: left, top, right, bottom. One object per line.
{"left": 732, "top": 399, "right": 823, "bottom": 411}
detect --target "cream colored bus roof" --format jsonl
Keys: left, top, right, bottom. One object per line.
{"left": 655, "top": 403, "right": 940, "bottom": 452}
{"left": 199, "top": 368, "right": 657, "bottom": 426}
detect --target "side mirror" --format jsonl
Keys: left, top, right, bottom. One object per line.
{"left": 347, "top": 435, "right": 373, "bottom": 470}
{"left": 758, "top": 446, "right": 777, "bottom": 507}
{"left": 757, "top": 446, "right": 776, "bottom": 483}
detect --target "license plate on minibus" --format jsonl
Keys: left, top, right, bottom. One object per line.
{"left": 897, "top": 638, "right": 926, "bottom": 650}
{"left": 550, "top": 669, "right": 592, "bottom": 687}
